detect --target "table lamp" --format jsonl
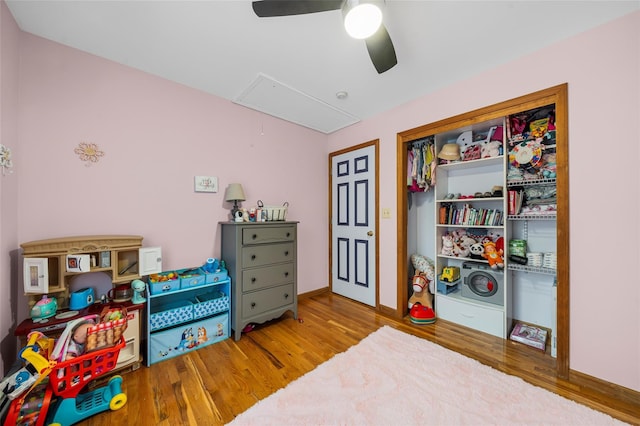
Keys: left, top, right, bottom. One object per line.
{"left": 224, "top": 183, "right": 246, "bottom": 220}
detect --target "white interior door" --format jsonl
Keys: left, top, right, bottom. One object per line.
{"left": 331, "top": 144, "right": 376, "bottom": 307}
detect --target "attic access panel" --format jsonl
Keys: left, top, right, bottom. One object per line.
{"left": 234, "top": 73, "right": 359, "bottom": 134}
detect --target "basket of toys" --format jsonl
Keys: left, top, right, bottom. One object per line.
{"left": 48, "top": 337, "right": 124, "bottom": 398}
{"left": 47, "top": 306, "right": 128, "bottom": 397}
{"left": 257, "top": 200, "right": 289, "bottom": 221}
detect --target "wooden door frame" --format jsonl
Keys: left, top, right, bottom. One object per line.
{"left": 395, "top": 84, "right": 569, "bottom": 378}
{"left": 328, "top": 140, "right": 380, "bottom": 309}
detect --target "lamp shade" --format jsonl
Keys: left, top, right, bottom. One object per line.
{"left": 224, "top": 183, "right": 246, "bottom": 202}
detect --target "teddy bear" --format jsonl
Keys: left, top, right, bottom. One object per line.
{"left": 481, "top": 140, "right": 502, "bottom": 158}
{"left": 482, "top": 241, "right": 504, "bottom": 269}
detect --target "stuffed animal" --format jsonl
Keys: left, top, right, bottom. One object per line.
{"left": 453, "top": 242, "right": 470, "bottom": 258}
{"left": 481, "top": 140, "right": 502, "bottom": 158}
{"left": 469, "top": 242, "right": 485, "bottom": 260}
{"left": 441, "top": 234, "right": 454, "bottom": 256}
{"left": 482, "top": 241, "right": 504, "bottom": 269}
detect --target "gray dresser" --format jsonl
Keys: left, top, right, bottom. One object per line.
{"left": 220, "top": 221, "right": 298, "bottom": 340}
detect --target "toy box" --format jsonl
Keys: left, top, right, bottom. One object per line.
{"left": 178, "top": 268, "right": 206, "bottom": 289}
{"left": 193, "top": 291, "right": 230, "bottom": 319}
{"left": 437, "top": 278, "right": 460, "bottom": 294}
{"left": 149, "top": 300, "right": 193, "bottom": 331}
{"left": 148, "top": 271, "right": 180, "bottom": 295}
{"left": 202, "top": 267, "right": 228, "bottom": 284}
{"left": 148, "top": 313, "right": 229, "bottom": 364}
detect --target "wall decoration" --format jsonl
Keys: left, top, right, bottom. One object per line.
{"left": 194, "top": 176, "right": 218, "bottom": 193}
{"left": 0, "top": 144, "right": 13, "bottom": 175}
{"left": 74, "top": 142, "right": 104, "bottom": 166}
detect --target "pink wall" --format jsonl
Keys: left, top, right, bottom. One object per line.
{"left": 329, "top": 12, "right": 640, "bottom": 392}
{"left": 0, "top": 0, "right": 20, "bottom": 373}
{"left": 12, "top": 32, "right": 329, "bottom": 326}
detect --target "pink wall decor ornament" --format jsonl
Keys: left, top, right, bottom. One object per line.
{"left": 0, "top": 144, "right": 13, "bottom": 175}
{"left": 74, "top": 142, "right": 105, "bottom": 166}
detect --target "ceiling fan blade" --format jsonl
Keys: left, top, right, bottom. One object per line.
{"left": 252, "top": 0, "right": 344, "bottom": 17}
{"left": 365, "top": 23, "right": 397, "bottom": 74}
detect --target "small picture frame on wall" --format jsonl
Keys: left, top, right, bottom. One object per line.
{"left": 194, "top": 176, "right": 218, "bottom": 193}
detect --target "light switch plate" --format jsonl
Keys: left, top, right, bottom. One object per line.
{"left": 194, "top": 176, "right": 218, "bottom": 193}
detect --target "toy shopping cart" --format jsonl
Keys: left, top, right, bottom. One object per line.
{"left": 4, "top": 337, "right": 127, "bottom": 426}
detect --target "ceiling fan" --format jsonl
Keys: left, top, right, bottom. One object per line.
{"left": 252, "top": 0, "right": 397, "bottom": 74}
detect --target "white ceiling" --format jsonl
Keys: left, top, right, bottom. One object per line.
{"left": 6, "top": 1, "right": 639, "bottom": 133}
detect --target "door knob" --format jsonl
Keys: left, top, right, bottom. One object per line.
{"left": 367, "top": 230, "right": 374, "bottom": 236}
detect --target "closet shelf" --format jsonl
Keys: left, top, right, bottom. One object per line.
{"left": 507, "top": 264, "right": 556, "bottom": 275}
{"left": 507, "top": 177, "right": 556, "bottom": 187}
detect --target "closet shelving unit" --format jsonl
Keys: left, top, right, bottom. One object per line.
{"left": 397, "top": 84, "right": 569, "bottom": 376}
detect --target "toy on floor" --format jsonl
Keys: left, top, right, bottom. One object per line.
{"left": 409, "top": 302, "right": 436, "bottom": 325}
{"left": 409, "top": 272, "right": 433, "bottom": 310}
{"left": 409, "top": 254, "right": 436, "bottom": 315}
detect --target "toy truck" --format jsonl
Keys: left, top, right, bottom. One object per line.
{"left": 440, "top": 266, "right": 461, "bottom": 283}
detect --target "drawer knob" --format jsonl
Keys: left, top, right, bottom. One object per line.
{"left": 251, "top": 277, "right": 256, "bottom": 283}
{"left": 252, "top": 234, "right": 257, "bottom": 240}
{"left": 251, "top": 302, "right": 256, "bottom": 308}
{"left": 284, "top": 272, "right": 289, "bottom": 277}
{"left": 284, "top": 251, "right": 289, "bottom": 256}
{"left": 286, "top": 232, "right": 290, "bottom": 237}
{"left": 251, "top": 254, "right": 256, "bottom": 260}
{"left": 284, "top": 293, "right": 289, "bottom": 299}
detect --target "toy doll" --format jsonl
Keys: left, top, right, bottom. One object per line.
{"left": 65, "top": 320, "right": 95, "bottom": 360}
{"left": 482, "top": 241, "right": 504, "bottom": 269}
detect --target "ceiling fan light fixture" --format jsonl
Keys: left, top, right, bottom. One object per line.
{"left": 343, "top": 2, "right": 382, "bottom": 40}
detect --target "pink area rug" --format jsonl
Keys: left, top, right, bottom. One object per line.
{"left": 229, "top": 326, "right": 625, "bottom": 425}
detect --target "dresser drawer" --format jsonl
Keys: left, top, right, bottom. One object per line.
{"left": 241, "top": 242, "right": 294, "bottom": 268}
{"left": 242, "top": 226, "right": 296, "bottom": 245}
{"left": 242, "top": 263, "right": 294, "bottom": 292}
{"left": 437, "top": 295, "right": 505, "bottom": 338}
{"left": 242, "top": 283, "right": 295, "bottom": 317}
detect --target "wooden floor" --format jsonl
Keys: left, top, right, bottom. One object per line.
{"left": 76, "top": 291, "right": 639, "bottom": 426}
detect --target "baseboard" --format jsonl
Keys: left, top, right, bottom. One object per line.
{"left": 569, "top": 368, "right": 640, "bottom": 412}
{"left": 298, "top": 287, "right": 330, "bottom": 300}
{"left": 299, "top": 287, "right": 402, "bottom": 319}
{"left": 377, "top": 304, "right": 400, "bottom": 319}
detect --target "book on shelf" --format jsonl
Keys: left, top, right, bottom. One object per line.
{"left": 508, "top": 190, "right": 525, "bottom": 215}
{"left": 509, "top": 322, "right": 547, "bottom": 351}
